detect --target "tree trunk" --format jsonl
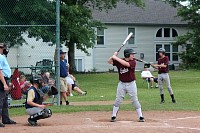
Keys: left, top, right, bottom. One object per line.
{"left": 68, "top": 41, "right": 77, "bottom": 73}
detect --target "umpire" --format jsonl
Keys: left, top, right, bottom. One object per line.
{"left": 0, "top": 43, "right": 16, "bottom": 127}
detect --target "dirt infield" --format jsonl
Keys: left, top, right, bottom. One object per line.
{"left": 1, "top": 111, "right": 200, "bottom": 133}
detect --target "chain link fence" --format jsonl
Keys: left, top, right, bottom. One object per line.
{"left": 0, "top": 0, "right": 59, "bottom": 107}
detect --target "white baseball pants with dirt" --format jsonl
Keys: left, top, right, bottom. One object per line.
{"left": 112, "top": 81, "right": 143, "bottom": 118}
{"left": 158, "top": 73, "right": 174, "bottom": 95}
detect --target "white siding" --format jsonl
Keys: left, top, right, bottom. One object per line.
{"left": 93, "top": 25, "right": 188, "bottom": 71}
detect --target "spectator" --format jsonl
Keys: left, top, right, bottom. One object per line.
{"left": 141, "top": 67, "right": 158, "bottom": 88}
{"left": 19, "top": 75, "right": 31, "bottom": 94}
{"left": 66, "top": 74, "right": 87, "bottom": 96}
{"left": 59, "top": 50, "right": 69, "bottom": 105}
{"left": 40, "top": 72, "right": 50, "bottom": 94}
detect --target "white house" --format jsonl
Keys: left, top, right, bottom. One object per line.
{"left": 91, "top": 0, "right": 188, "bottom": 71}
{"left": 7, "top": 0, "right": 188, "bottom": 73}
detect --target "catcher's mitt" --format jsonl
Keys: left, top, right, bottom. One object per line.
{"left": 48, "top": 86, "right": 58, "bottom": 96}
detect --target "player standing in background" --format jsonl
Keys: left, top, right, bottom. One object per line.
{"left": 151, "top": 48, "right": 176, "bottom": 104}
{"left": 108, "top": 49, "right": 145, "bottom": 122}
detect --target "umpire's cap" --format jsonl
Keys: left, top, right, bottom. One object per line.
{"left": 124, "top": 49, "right": 137, "bottom": 58}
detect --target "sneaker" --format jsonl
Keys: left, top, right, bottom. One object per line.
{"left": 82, "top": 91, "right": 87, "bottom": 96}
{"left": 138, "top": 117, "right": 145, "bottom": 122}
{"left": 110, "top": 116, "right": 116, "bottom": 122}
{"left": 160, "top": 100, "right": 165, "bottom": 104}
{"left": 27, "top": 118, "right": 37, "bottom": 126}
{"left": 0, "top": 123, "right": 5, "bottom": 127}
{"left": 70, "top": 93, "right": 73, "bottom": 97}
{"left": 151, "top": 86, "right": 154, "bottom": 88}
{"left": 172, "top": 99, "right": 176, "bottom": 103}
{"left": 66, "top": 101, "right": 69, "bottom": 105}
{"left": 155, "top": 85, "right": 159, "bottom": 88}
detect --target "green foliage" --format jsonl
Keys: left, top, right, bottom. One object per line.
{"left": 0, "top": 0, "right": 144, "bottom": 72}
{"left": 166, "top": 0, "right": 200, "bottom": 69}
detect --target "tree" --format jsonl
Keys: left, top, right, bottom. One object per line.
{"left": 0, "top": 0, "right": 144, "bottom": 72}
{"left": 166, "top": 0, "right": 200, "bottom": 69}
{"left": 60, "top": 0, "right": 144, "bottom": 72}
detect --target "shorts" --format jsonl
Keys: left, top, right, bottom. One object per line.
{"left": 147, "top": 77, "right": 158, "bottom": 83}
{"left": 72, "top": 84, "right": 78, "bottom": 90}
{"left": 60, "top": 77, "right": 68, "bottom": 92}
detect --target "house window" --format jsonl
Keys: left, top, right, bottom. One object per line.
{"left": 128, "top": 28, "right": 135, "bottom": 44}
{"left": 156, "top": 28, "right": 178, "bottom": 38}
{"left": 75, "top": 59, "right": 83, "bottom": 71}
{"left": 155, "top": 44, "right": 179, "bottom": 61}
{"left": 172, "top": 29, "right": 178, "bottom": 37}
{"left": 156, "top": 28, "right": 162, "bottom": 37}
{"left": 97, "top": 28, "right": 104, "bottom": 45}
{"left": 164, "top": 28, "right": 170, "bottom": 37}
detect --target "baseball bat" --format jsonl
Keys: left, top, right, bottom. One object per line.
{"left": 134, "top": 58, "right": 151, "bottom": 64}
{"left": 117, "top": 32, "right": 133, "bottom": 52}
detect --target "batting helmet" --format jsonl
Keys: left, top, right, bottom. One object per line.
{"left": 158, "top": 48, "right": 165, "bottom": 54}
{"left": 124, "top": 49, "right": 137, "bottom": 58}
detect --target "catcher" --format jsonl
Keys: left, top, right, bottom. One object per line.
{"left": 25, "top": 77, "right": 58, "bottom": 126}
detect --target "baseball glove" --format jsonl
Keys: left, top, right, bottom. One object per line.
{"left": 48, "top": 86, "right": 58, "bottom": 96}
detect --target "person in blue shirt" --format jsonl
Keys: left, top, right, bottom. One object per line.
{"left": 0, "top": 43, "right": 16, "bottom": 127}
{"left": 60, "top": 50, "right": 69, "bottom": 105}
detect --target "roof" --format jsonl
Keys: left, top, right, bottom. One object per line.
{"left": 92, "top": 0, "right": 187, "bottom": 25}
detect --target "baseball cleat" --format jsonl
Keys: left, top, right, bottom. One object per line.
{"left": 172, "top": 99, "right": 176, "bottom": 103}
{"left": 138, "top": 117, "right": 145, "bottom": 122}
{"left": 110, "top": 116, "right": 116, "bottom": 122}
{"left": 66, "top": 101, "right": 69, "bottom": 105}
{"left": 160, "top": 100, "right": 165, "bottom": 104}
{"left": 27, "top": 118, "right": 38, "bottom": 126}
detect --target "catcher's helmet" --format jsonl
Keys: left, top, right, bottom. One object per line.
{"left": 124, "top": 49, "right": 137, "bottom": 58}
{"left": 30, "top": 77, "right": 43, "bottom": 88}
{"left": 158, "top": 48, "right": 165, "bottom": 53}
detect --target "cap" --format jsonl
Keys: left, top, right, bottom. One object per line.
{"left": 0, "top": 43, "right": 6, "bottom": 48}
{"left": 60, "top": 50, "right": 66, "bottom": 55}
{"left": 144, "top": 63, "right": 150, "bottom": 68}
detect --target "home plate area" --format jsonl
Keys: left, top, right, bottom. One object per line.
{"left": 2, "top": 111, "right": 200, "bottom": 133}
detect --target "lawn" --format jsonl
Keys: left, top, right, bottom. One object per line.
{"left": 9, "top": 70, "right": 200, "bottom": 116}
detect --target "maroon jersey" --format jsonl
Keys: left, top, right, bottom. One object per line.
{"left": 158, "top": 56, "right": 169, "bottom": 74}
{"left": 113, "top": 59, "right": 136, "bottom": 82}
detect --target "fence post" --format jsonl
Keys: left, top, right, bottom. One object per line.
{"left": 56, "top": 0, "right": 61, "bottom": 106}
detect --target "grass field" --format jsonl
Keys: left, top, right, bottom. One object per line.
{"left": 9, "top": 70, "right": 200, "bottom": 116}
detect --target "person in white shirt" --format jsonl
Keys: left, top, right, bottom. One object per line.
{"left": 141, "top": 66, "right": 158, "bottom": 88}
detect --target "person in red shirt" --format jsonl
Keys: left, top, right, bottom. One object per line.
{"left": 151, "top": 48, "right": 176, "bottom": 104}
{"left": 19, "top": 75, "right": 31, "bottom": 95}
{"left": 108, "top": 49, "right": 144, "bottom": 122}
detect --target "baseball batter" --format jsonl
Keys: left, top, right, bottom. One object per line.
{"left": 151, "top": 48, "right": 176, "bottom": 104}
{"left": 108, "top": 49, "right": 144, "bottom": 122}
